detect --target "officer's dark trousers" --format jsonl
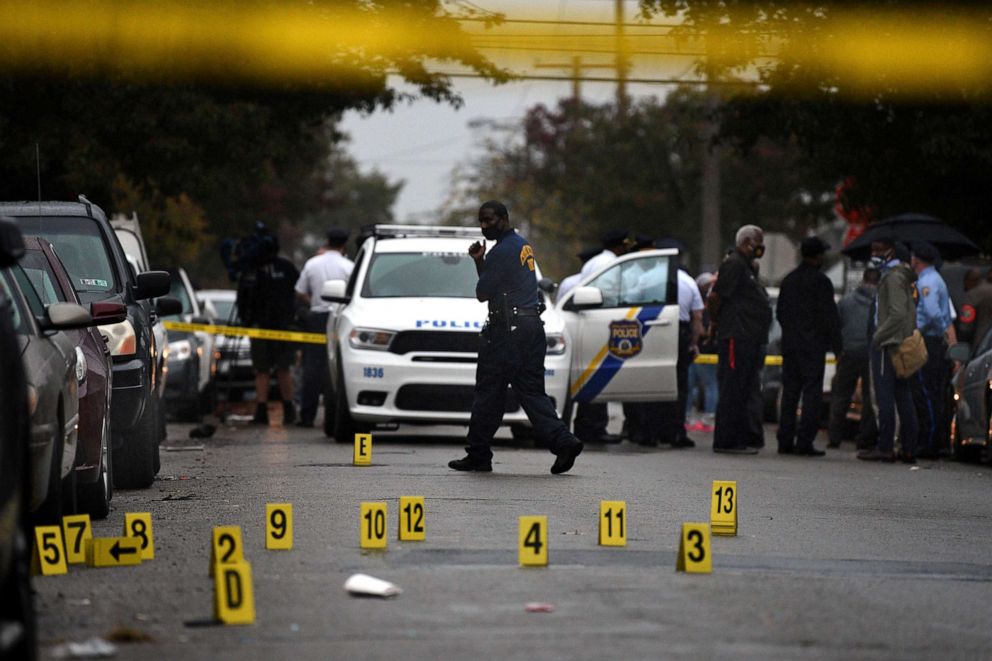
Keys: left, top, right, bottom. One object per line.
{"left": 910, "top": 335, "right": 948, "bottom": 455}
{"left": 299, "top": 311, "right": 330, "bottom": 424}
{"left": 747, "top": 345, "right": 767, "bottom": 447}
{"left": 658, "top": 322, "right": 692, "bottom": 443}
{"left": 776, "top": 349, "right": 826, "bottom": 451}
{"left": 714, "top": 337, "right": 763, "bottom": 450}
{"left": 466, "top": 318, "right": 577, "bottom": 461}
{"left": 828, "top": 349, "right": 876, "bottom": 447}
{"left": 573, "top": 403, "right": 609, "bottom": 442}
{"left": 870, "top": 346, "right": 918, "bottom": 456}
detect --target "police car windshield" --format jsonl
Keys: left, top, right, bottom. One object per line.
{"left": 362, "top": 252, "right": 478, "bottom": 298}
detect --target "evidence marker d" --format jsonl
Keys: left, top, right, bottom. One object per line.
{"left": 214, "top": 561, "right": 256, "bottom": 625}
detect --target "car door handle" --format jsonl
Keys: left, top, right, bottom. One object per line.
{"left": 644, "top": 319, "right": 672, "bottom": 327}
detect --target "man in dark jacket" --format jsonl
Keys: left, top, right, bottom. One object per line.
{"left": 710, "top": 225, "right": 772, "bottom": 454}
{"left": 775, "top": 237, "right": 842, "bottom": 456}
{"left": 827, "top": 269, "right": 879, "bottom": 448}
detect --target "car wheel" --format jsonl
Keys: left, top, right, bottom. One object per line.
{"left": 332, "top": 361, "right": 368, "bottom": 443}
{"left": 112, "top": 395, "right": 158, "bottom": 489}
{"left": 33, "top": 415, "right": 63, "bottom": 526}
{"left": 78, "top": 416, "right": 111, "bottom": 519}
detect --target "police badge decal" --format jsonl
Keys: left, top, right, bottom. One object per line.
{"left": 608, "top": 319, "right": 643, "bottom": 359}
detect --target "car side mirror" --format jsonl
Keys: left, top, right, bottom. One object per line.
{"left": 41, "top": 302, "right": 93, "bottom": 330}
{"left": 947, "top": 343, "right": 971, "bottom": 363}
{"left": 538, "top": 277, "right": 557, "bottom": 294}
{"left": 134, "top": 270, "right": 171, "bottom": 300}
{"left": 320, "top": 279, "right": 349, "bottom": 304}
{"left": 90, "top": 300, "right": 127, "bottom": 325}
{"left": 155, "top": 296, "right": 183, "bottom": 317}
{"left": 566, "top": 286, "right": 604, "bottom": 311}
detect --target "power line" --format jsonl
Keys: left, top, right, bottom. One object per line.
{"left": 469, "top": 43, "right": 723, "bottom": 58}
{"left": 458, "top": 16, "right": 683, "bottom": 29}
{"left": 393, "top": 71, "right": 763, "bottom": 86}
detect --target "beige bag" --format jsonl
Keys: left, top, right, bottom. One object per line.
{"left": 889, "top": 329, "right": 928, "bottom": 379}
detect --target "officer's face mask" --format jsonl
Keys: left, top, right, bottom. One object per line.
{"left": 868, "top": 249, "right": 893, "bottom": 270}
{"left": 482, "top": 224, "right": 501, "bottom": 241}
{"left": 751, "top": 242, "right": 766, "bottom": 259}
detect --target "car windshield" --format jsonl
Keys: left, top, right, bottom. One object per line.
{"left": 362, "top": 252, "right": 478, "bottom": 298}
{"left": 13, "top": 216, "right": 118, "bottom": 303}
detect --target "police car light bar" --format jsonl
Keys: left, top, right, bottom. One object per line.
{"left": 372, "top": 224, "right": 483, "bottom": 239}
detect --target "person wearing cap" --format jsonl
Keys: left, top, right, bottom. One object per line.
{"left": 294, "top": 228, "right": 354, "bottom": 428}
{"left": 710, "top": 225, "right": 772, "bottom": 454}
{"left": 557, "top": 246, "right": 600, "bottom": 301}
{"left": 774, "top": 236, "right": 842, "bottom": 456}
{"left": 909, "top": 241, "right": 954, "bottom": 459}
{"left": 960, "top": 269, "right": 992, "bottom": 349}
{"left": 448, "top": 201, "right": 584, "bottom": 474}
{"left": 858, "top": 238, "right": 919, "bottom": 463}
{"left": 571, "top": 229, "right": 630, "bottom": 445}
{"left": 686, "top": 272, "right": 718, "bottom": 432}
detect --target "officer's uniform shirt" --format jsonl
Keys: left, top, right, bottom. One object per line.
{"left": 558, "top": 272, "right": 583, "bottom": 300}
{"left": 295, "top": 250, "right": 354, "bottom": 312}
{"left": 915, "top": 265, "right": 952, "bottom": 338}
{"left": 580, "top": 248, "right": 619, "bottom": 279}
{"left": 712, "top": 249, "right": 772, "bottom": 342}
{"left": 621, "top": 259, "right": 647, "bottom": 296}
{"left": 677, "top": 269, "right": 704, "bottom": 323}
{"left": 961, "top": 281, "right": 992, "bottom": 345}
{"left": 477, "top": 228, "right": 539, "bottom": 310}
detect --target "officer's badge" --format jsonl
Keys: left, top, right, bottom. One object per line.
{"left": 608, "top": 319, "right": 643, "bottom": 359}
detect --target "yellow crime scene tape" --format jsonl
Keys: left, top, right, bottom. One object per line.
{"left": 162, "top": 321, "right": 326, "bottom": 345}
{"left": 695, "top": 354, "right": 836, "bottom": 366}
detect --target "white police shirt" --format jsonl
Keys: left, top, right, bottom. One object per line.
{"left": 295, "top": 249, "right": 354, "bottom": 313}
{"left": 580, "top": 249, "right": 619, "bottom": 279}
{"left": 678, "top": 269, "right": 704, "bottom": 322}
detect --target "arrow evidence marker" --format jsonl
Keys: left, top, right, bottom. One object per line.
{"left": 124, "top": 512, "right": 155, "bottom": 560}
{"left": 214, "top": 561, "right": 256, "bottom": 625}
{"left": 265, "top": 503, "right": 293, "bottom": 550}
{"left": 711, "top": 481, "right": 738, "bottom": 536}
{"left": 210, "top": 526, "right": 245, "bottom": 576}
{"left": 354, "top": 433, "right": 372, "bottom": 466}
{"left": 32, "top": 525, "right": 68, "bottom": 576}
{"left": 87, "top": 537, "right": 142, "bottom": 568}
{"left": 62, "top": 514, "right": 92, "bottom": 565}
{"left": 676, "top": 523, "right": 712, "bottom": 574}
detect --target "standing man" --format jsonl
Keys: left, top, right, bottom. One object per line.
{"left": 710, "top": 225, "right": 772, "bottom": 454}
{"left": 448, "top": 201, "right": 584, "bottom": 474}
{"left": 687, "top": 272, "right": 718, "bottom": 432}
{"left": 910, "top": 241, "right": 953, "bottom": 459}
{"left": 775, "top": 237, "right": 842, "bottom": 456}
{"left": 959, "top": 269, "right": 992, "bottom": 348}
{"left": 557, "top": 246, "right": 600, "bottom": 301}
{"left": 572, "top": 229, "right": 629, "bottom": 444}
{"left": 828, "top": 268, "right": 879, "bottom": 449}
{"left": 237, "top": 233, "right": 300, "bottom": 426}
{"left": 294, "top": 228, "right": 354, "bottom": 428}
{"left": 858, "top": 239, "right": 919, "bottom": 463}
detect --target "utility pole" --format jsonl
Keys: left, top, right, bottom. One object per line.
{"left": 700, "top": 90, "right": 722, "bottom": 271}
{"left": 615, "top": 0, "right": 628, "bottom": 114}
{"left": 534, "top": 56, "right": 614, "bottom": 105}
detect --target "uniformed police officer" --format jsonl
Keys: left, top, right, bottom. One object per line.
{"left": 910, "top": 241, "right": 954, "bottom": 459}
{"left": 448, "top": 201, "right": 584, "bottom": 474}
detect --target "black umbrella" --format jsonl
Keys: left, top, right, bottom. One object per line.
{"left": 841, "top": 213, "right": 979, "bottom": 261}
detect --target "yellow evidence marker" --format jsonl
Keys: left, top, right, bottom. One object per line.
{"left": 599, "top": 500, "right": 627, "bottom": 547}
{"left": 398, "top": 496, "right": 426, "bottom": 542}
{"left": 124, "top": 512, "right": 155, "bottom": 560}
{"left": 518, "top": 516, "right": 548, "bottom": 567}
{"left": 210, "top": 526, "right": 245, "bottom": 576}
{"left": 353, "top": 433, "right": 372, "bottom": 465}
{"left": 265, "top": 503, "right": 293, "bottom": 550}
{"left": 360, "top": 502, "right": 388, "bottom": 549}
{"left": 676, "top": 522, "right": 712, "bottom": 574}
{"left": 214, "top": 561, "right": 256, "bottom": 625}
{"left": 31, "top": 525, "right": 68, "bottom": 576}
{"left": 62, "top": 514, "right": 92, "bottom": 564}
{"left": 87, "top": 537, "right": 142, "bottom": 568}
{"left": 710, "top": 481, "right": 738, "bottom": 536}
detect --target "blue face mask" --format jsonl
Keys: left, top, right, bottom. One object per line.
{"left": 868, "top": 254, "right": 888, "bottom": 270}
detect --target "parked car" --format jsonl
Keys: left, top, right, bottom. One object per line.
{"left": 3, "top": 198, "right": 173, "bottom": 489}
{"left": 19, "top": 237, "right": 122, "bottom": 518}
{"left": 948, "top": 330, "right": 992, "bottom": 462}
{"left": 198, "top": 288, "right": 254, "bottom": 401}
{"left": 0, "top": 222, "right": 93, "bottom": 524}
{"left": 0, "top": 220, "right": 35, "bottom": 661}
{"left": 163, "top": 267, "right": 215, "bottom": 420}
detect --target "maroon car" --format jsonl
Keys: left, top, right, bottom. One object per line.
{"left": 18, "top": 238, "right": 124, "bottom": 518}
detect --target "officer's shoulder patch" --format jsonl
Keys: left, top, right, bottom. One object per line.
{"left": 922, "top": 286, "right": 930, "bottom": 297}
{"left": 961, "top": 304, "right": 977, "bottom": 324}
{"left": 519, "top": 245, "right": 535, "bottom": 271}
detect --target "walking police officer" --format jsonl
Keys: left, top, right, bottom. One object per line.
{"left": 448, "top": 201, "right": 584, "bottom": 474}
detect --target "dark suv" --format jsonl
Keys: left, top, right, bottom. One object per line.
{"left": 2, "top": 198, "right": 172, "bottom": 489}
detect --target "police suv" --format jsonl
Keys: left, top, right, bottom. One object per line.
{"left": 320, "top": 225, "right": 680, "bottom": 441}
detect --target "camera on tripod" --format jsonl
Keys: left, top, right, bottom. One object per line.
{"left": 220, "top": 221, "right": 278, "bottom": 282}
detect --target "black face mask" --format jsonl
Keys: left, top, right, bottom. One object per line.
{"left": 482, "top": 225, "right": 501, "bottom": 241}
{"left": 752, "top": 244, "right": 766, "bottom": 259}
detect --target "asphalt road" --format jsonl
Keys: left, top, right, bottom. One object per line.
{"left": 34, "top": 412, "right": 992, "bottom": 660}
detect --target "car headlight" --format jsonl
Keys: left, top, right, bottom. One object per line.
{"left": 99, "top": 319, "right": 137, "bottom": 357}
{"left": 348, "top": 328, "right": 395, "bottom": 351}
{"left": 546, "top": 332, "right": 567, "bottom": 355}
{"left": 169, "top": 339, "right": 193, "bottom": 361}
{"left": 74, "top": 347, "right": 87, "bottom": 384}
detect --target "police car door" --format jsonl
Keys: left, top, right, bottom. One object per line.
{"left": 558, "top": 249, "right": 679, "bottom": 404}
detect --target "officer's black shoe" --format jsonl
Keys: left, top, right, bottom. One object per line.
{"left": 795, "top": 446, "right": 826, "bottom": 457}
{"left": 713, "top": 446, "right": 759, "bottom": 455}
{"left": 282, "top": 401, "right": 297, "bottom": 426}
{"left": 551, "top": 442, "right": 583, "bottom": 474}
{"left": 251, "top": 403, "right": 269, "bottom": 425}
{"left": 671, "top": 437, "right": 696, "bottom": 449}
{"left": 777, "top": 445, "right": 795, "bottom": 455}
{"left": 448, "top": 456, "right": 493, "bottom": 472}
{"left": 295, "top": 420, "right": 314, "bottom": 429}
